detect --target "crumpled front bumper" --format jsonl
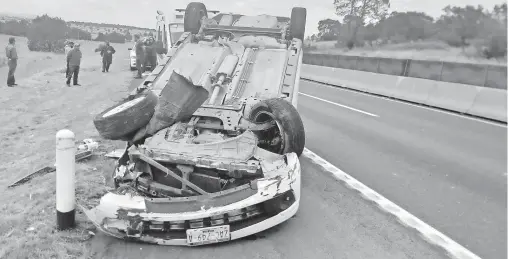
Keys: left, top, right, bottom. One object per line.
{"left": 82, "top": 152, "right": 301, "bottom": 246}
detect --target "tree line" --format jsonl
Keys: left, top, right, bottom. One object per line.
{"left": 308, "top": 2, "right": 507, "bottom": 58}
{"left": 0, "top": 14, "right": 151, "bottom": 53}
{"left": 68, "top": 21, "right": 151, "bottom": 31}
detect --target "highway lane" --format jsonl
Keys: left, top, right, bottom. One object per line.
{"left": 298, "top": 80, "right": 507, "bottom": 259}
{"left": 88, "top": 76, "right": 448, "bottom": 259}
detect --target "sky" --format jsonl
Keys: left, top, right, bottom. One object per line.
{"left": 1, "top": 0, "right": 503, "bottom": 35}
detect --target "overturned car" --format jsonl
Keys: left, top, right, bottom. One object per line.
{"left": 85, "top": 2, "right": 307, "bottom": 246}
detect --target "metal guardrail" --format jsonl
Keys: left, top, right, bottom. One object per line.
{"left": 303, "top": 53, "right": 507, "bottom": 90}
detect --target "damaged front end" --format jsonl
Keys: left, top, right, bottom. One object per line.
{"left": 82, "top": 132, "right": 300, "bottom": 245}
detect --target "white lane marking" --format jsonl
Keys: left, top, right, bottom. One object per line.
{"left": 302, "top": 148, "right": 481, "bottom": 259}
{"left": 303, "top": 79, "right": 507, "bottom": 128}
{"left": 299, "top": 92, "right": 379, "bottom": 117}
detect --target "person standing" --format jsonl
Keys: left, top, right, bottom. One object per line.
{"left": 5, "top": 37, "right": 18, "bottom": 87}
{"left": 66, "top": 43, "right": 82, "bottom": 86}
{"left": 144, "top": 37, "right": 157, "bottom": 72}
{"left": 64, "top": 41, "right": 74, "bottom": 78}
{"left": 100, "top": 41, "right": 116, "bottom": 72}
{"left": 134, "top": 34, "right": 145, "bottom": 78}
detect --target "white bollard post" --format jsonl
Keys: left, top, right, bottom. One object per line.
{"left": 56, "top": 129, "right": 76, "bottom": 230}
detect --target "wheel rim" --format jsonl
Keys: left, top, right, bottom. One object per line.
{"left": 253, "top": 111, "right": 286, "bottom": 154}
{"left": 103, "top": 96, "right": 145, "bottom": 118}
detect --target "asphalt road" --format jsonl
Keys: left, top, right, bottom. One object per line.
{"left": 87, "top": 76, "right": 450, "bottom": 259}
{"left": 298, "top": 80, "right": 507, "bottom": 259}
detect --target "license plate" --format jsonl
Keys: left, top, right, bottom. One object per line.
{"left": 186, "top": 225, "right": 230, "bottom": 246}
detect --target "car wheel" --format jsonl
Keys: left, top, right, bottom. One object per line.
{"left": 130, "top": 66, "right": 136, "bottom": 71}
{"left": 248, "top": 98, "right": 306, "bottom": 157}
{"left": 184, "top": 2, "right": 208, "bottom": 34}
{"left": 93, "top": 90, "right": 158, "bottom": 140}
{"left": 289, "top": 7, "right": 307, "bottom": 41}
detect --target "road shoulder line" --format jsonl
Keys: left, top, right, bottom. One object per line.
{"left": 302, "top": 148, "right": 481, "bottom": 259}
{"left": 299, "top": 92, "right": 379, "bottom": 117}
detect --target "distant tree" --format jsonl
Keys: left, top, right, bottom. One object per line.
{"left": 337, "top": 15, "right": 366, "bottom": 48}
{"left": 27, "top": 14, "right": 69, "bottom": 53}
{"left": 491, "top": 3, "right": 507, "bottom": 25}
{"left": 476, "top": 3, "right": 507, "bottom": 58}
{"left": 317, "top": 19, "right": 341, "bottom": 41}
{"left": 0, "top": 20, "right": 29, "bottom": 36}
{"left": 361, "top": 23, "right": 379, "bottom": 46}
{"left": 105, "top": 32, "right": 126, "bottom": 43}
{"left": 333, "top": 0, "right": 390, "bottom": 49}
{"left": 95, "top": 32, "right": 106, "bottom": 41}
{"left": 377, "top": 12, "right": 435, "bottom": 41}
{"left": 67, "top": 27, "right": 92, "bottom": 40}
{"left": 437, "top": 5, "right": 489, "bottom": 49}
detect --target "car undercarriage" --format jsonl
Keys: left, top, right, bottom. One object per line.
{"left": 85, "top": 2, "right": 307, "bottom": 246}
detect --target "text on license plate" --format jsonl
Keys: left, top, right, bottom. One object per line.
{"left": 186, "top": 225, "right": 230, "bottom": 245}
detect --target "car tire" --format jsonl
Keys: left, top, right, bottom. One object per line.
{"left": 184, "top": 2, "right": 208, "bottom": 34}
{"left": 248, "top": 98, "right": 305, "bottom": 157}
{"left": 93, "top": 90, "right": 158, "bottom": 140}
{"left": 289, "top": 7, "right": 307, "bottom": 41}
{"left": 130, "top": 66, "right": 136, "bottom": 71}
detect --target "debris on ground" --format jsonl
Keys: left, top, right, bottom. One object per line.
{"left": 7, "top": 139, "right": 99, "bottom": 188}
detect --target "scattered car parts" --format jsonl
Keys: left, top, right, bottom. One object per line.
{"left": 8, "top": 139, "right": 98, "bottom": 188}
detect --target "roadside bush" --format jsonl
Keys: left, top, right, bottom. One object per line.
{"left": 435, "top": 31, "right": 465, "bottom": 47}
{"left": 26, "top": 14, "right": 68, "bottom": 53}
{"left": 346, "top": 40, "right": 354, "bottom": 49}
{"left": 483, "top": 34, "right": 507, "bottom": 59}
{"left": 94, "top": 31, "right": 126, "bottom": 43}
{"left": 67, "top": 27, "right": 92, "bottom": 41}
{"left": 27, "top": 39, "right": 66, "bottom": 53}
{"left": 106, "top": 32, "right": 126, "bottom": 43}
{"left": 382, "top": 40, "right": 449, "bottom": 50}
{"left": 303, "top": 44, "right": 317, "bottom": 51}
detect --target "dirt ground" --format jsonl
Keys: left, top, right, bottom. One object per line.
{"left": 0, "top": 34, "right": 136, "bottom": 259}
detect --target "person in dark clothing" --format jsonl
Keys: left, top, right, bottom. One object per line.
{"left": 144, "top": 37, "right": 157, "bottom": 72}
{"left": 100, "top": 41, "right": 116, "bottom": 72}
{"left": 66, "top": 43, "right": 82, "bottom": 86}
{"left": 5, "top": 37, "right": 18, "bottom": 87}
{"left": 134, "top": 34, "right": 145, "bottom": 78}
{"left": 64, "top": 41, "right": 74, "bottom": 78}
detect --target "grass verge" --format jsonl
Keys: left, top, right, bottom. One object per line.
{"left": 0, "top": 54, "right": 134, "bottom": 258}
